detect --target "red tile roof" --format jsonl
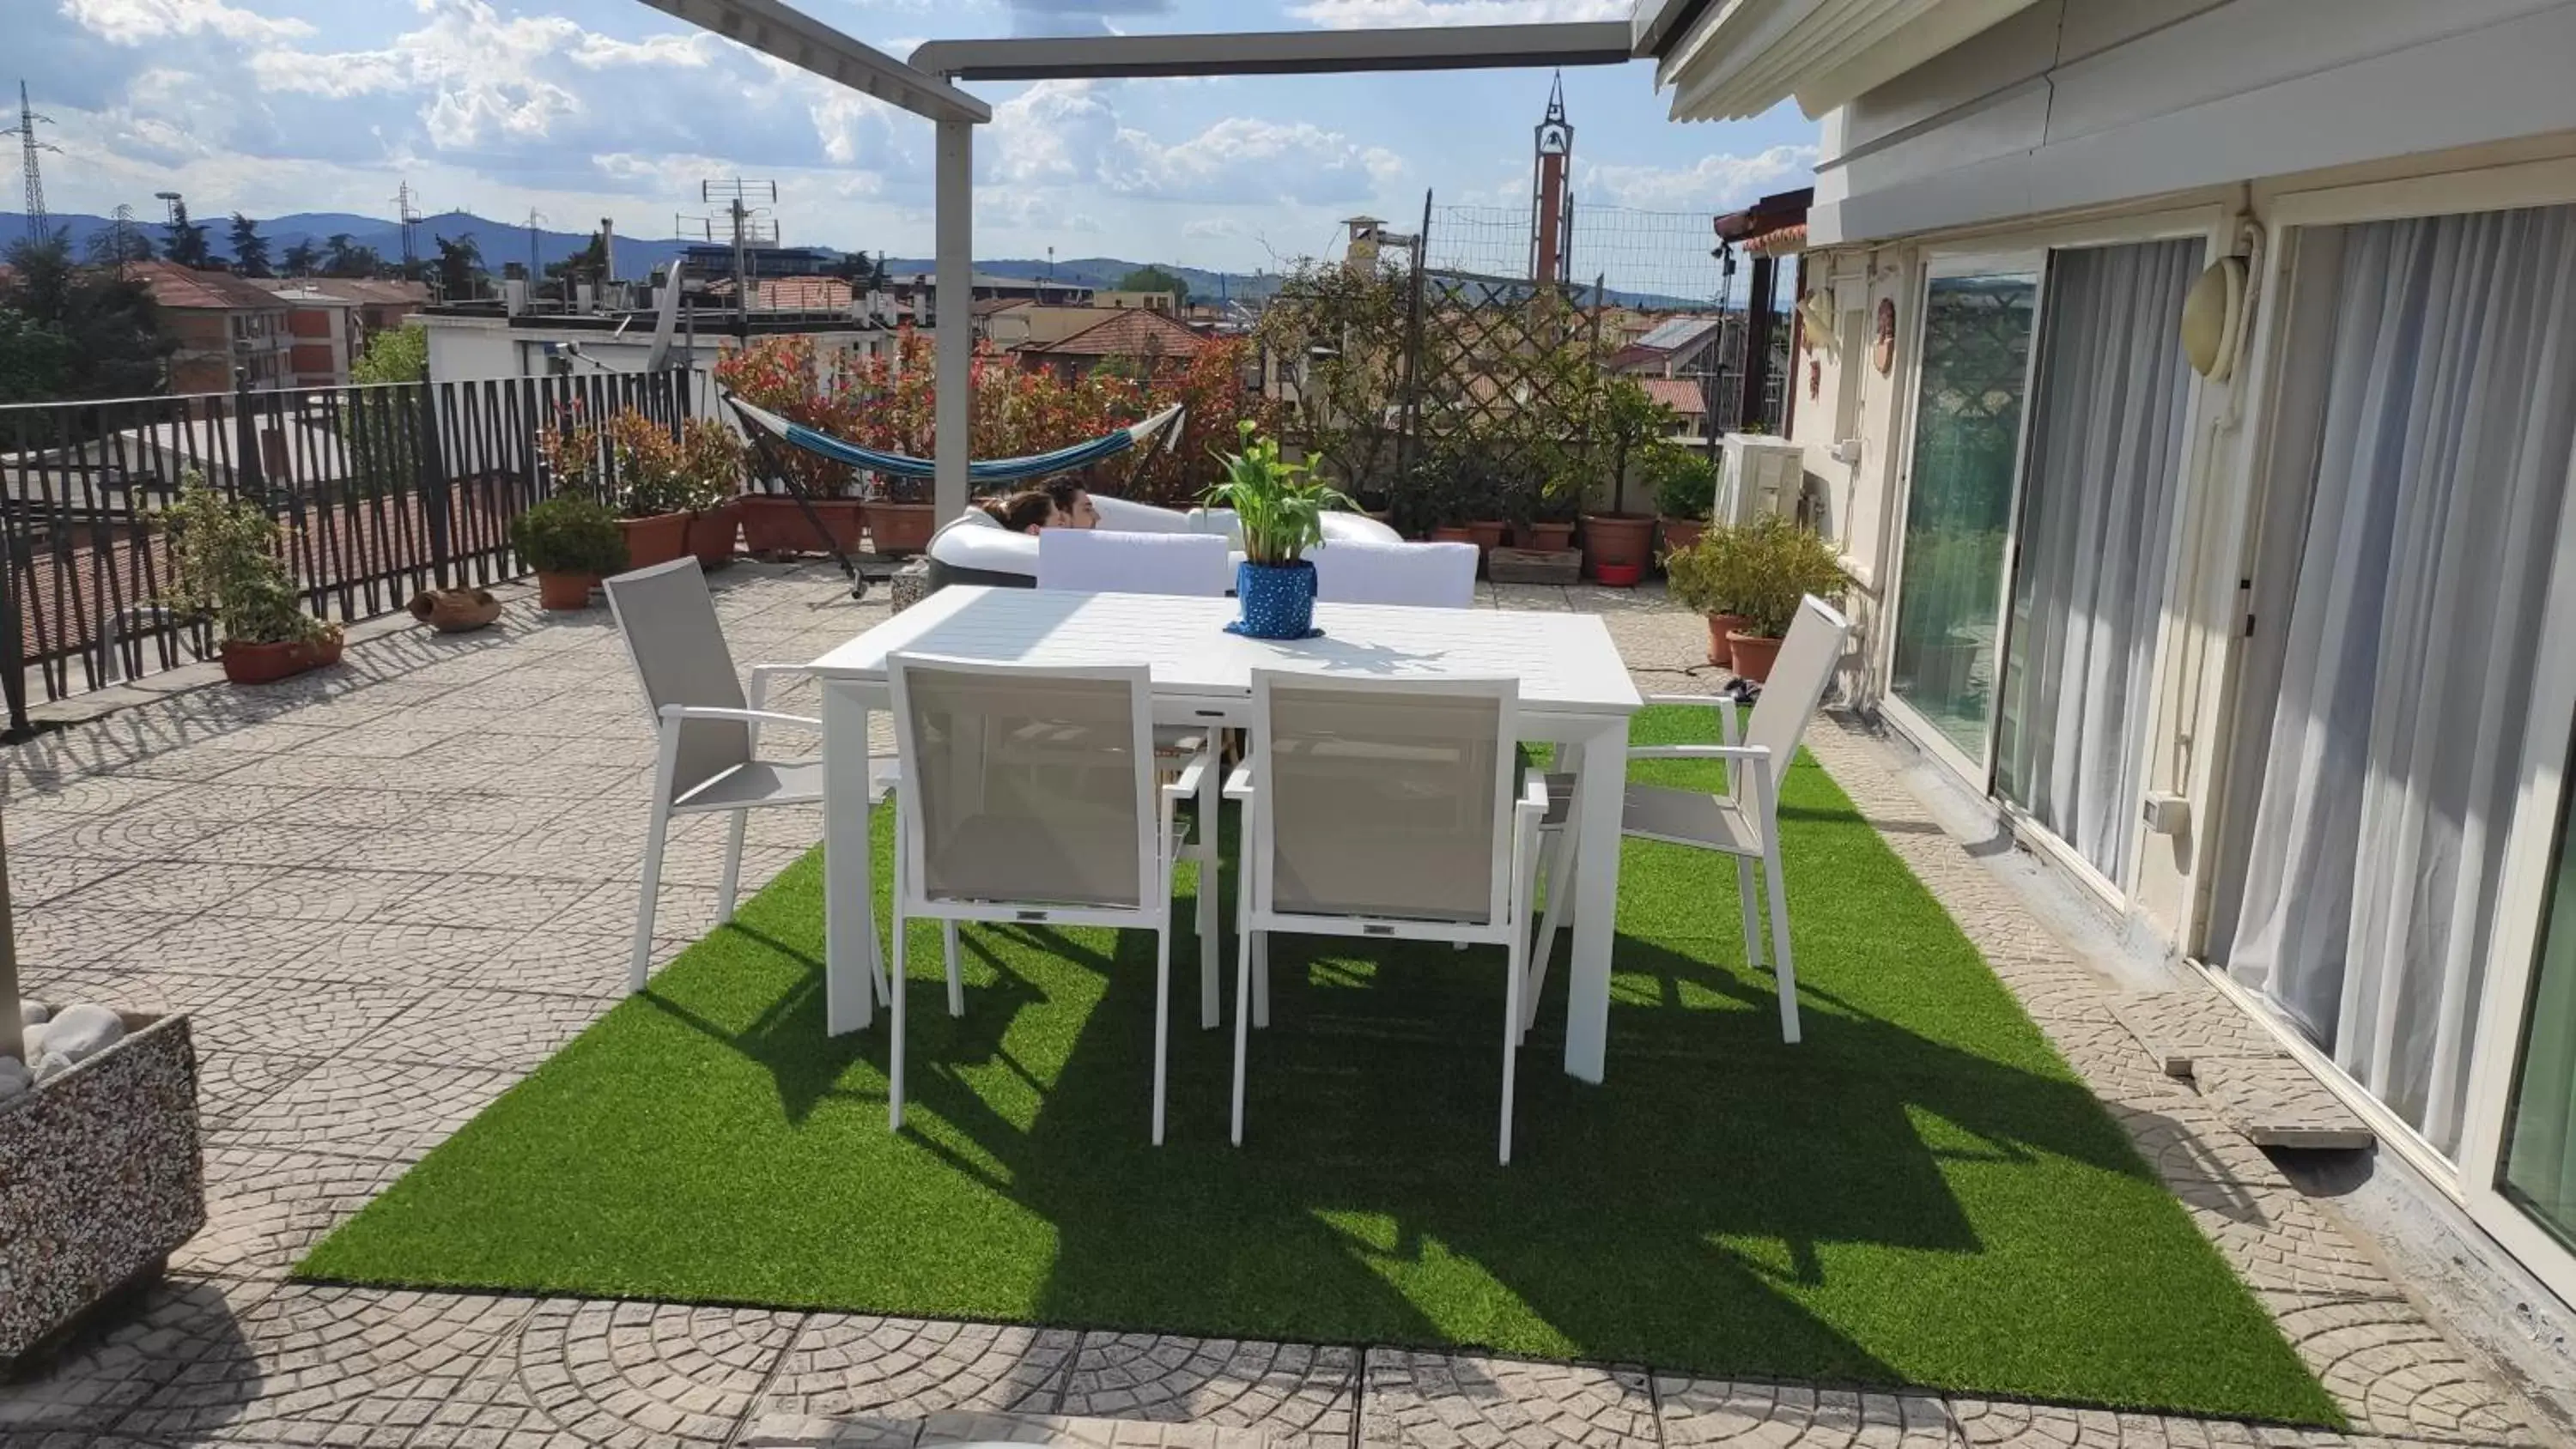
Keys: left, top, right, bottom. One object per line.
{"left": 1030, "top": 307, "right": 1207, "bottom": 359}
{"left": 130, "top": 261, "right": 289, "bottom": 312}
{"left": 1640, "top": 377, "right": 1708, "bottom": 415}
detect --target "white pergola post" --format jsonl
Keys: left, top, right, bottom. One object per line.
{"left": 934, "top": 118, "right": 974, "bottom": 523}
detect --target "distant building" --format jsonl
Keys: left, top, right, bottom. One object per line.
{"left": 1017, "top": 308, "right": 1209, "bottom": 382}
{"left": 1603, "top": 314, "right": 1730, "bottom": 379}
{"left": 129, "top": 262, "right": 296, "bottom": 395}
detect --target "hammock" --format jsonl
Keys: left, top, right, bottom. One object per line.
{"left": 726, "top": 396, "right": 1187, "bottom": 485}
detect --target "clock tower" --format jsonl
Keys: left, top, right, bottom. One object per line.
{"left": 1530, "top": 72, "right": 1573, "bottom": 288}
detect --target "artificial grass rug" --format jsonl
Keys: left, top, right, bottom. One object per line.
{"left": 301, "top": 706, "right": 2336, "bottom": 1424}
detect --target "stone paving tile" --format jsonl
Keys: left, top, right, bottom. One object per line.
{"left": 1060, "top": 1334, "right": 1354, "bottom": 1446}
{"left": 2099, "top": 1093, "right": 2289, "bottom": 1190}
{"left": 346, "top": 985, "right": 609, "bottom": 1073}
{"left": 2, "top": 855, "right": 142, "bottom": 908}
{"left": 176, "top": 1147, "right": 415, "bottom": 1279}
{"left": 224, "top": 865, "right": 468, "bottom": 924}
{"left": 1, "top": 773, "right": 181, "bottom": 821}
{"left": 2271, "top": 1298, "right": 2543, "bottom": 1445}
{"left": 145, "top": 977, "right": 421, "bottom": 1058}
{"left": 1653, "top": 1376, "right": 1956, "bottom": 1447}
{"left": 2106, "top": 995, "right": 2288, "bottom": 1077}
{"left": 1952, "top": 1400, "right": 2271, "bottom": 1447}
{"left": 417, "top": 1298, "right": 803, "bottom": 1448}
{"left": 2189, "top": 1057, "right": 2373, "bottom": 1151}
{"left": 14, "top": 813, "right": 230, "bottom": 861}
{"left": 0, "top": 1277, "right": 270, "bottom": 1435}
{"left": 206, "top": 1056, "right": 515, "bottom": 1162}
{"left": 47, "top": 862, "right": 283, "bottom": 919}
{"left": 116, "top": 1285, "right": 532, "bottom": 1447}
{"left": 282, "top": 785, "right": 447, "bottom": 830}
{"left": 191, "top": 1050, "right": 325, "bottom": 1132}
{"left": 118, "top": 781, "right": 319, "bottom": 824}
{"left": 181, "top": 822, "right": 386, "bottom": 869}
{"left": 357, "top": 870, "right": 623, "bottom": 932}
{"left": 2166, "top": 1175, "right": 2406, "bottom": 1305}
{"left": 1359, "top": 1350, "right": 1659, "bottom": 1448}
{"left": 10, "top": 905, "right": 187, "bottom": 971}
{"left": 10, "top": 965, "right": 179, "bottom": 1017}
{"left": 758, "top": 1316, "right": 1075, "bottom": 1423}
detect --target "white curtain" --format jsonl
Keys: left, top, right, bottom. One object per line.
{"left": 1995, "top": 238, "right": 2202, "bottom": 883}
{"left": 2225, "top": 203, "right": 2576, "bottom": 1158}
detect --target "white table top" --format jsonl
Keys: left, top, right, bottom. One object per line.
{"left": 809, "top": 586, "right": 1643, "bottom": 716}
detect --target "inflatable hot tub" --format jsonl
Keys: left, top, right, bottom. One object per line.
{"left": 926, "top": 494, "right": 1402, "bottom": 591}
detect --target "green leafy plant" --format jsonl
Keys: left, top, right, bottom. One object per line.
{"left": 1645, "top": 445, "right": 1717, "bottom": 522}
{"left": 1201, "top": 420, "right": 1353, "bottom": 566}
{"left": 163, "top": 480, "right": 336, "bottom": 646}
{"left": 1669, "top": 515, "right": 1846, "bottom": 638}
{"left": 510, "top": 494, "right": 629, "bottom": 577}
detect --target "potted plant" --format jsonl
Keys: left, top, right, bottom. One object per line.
{"left": 1579, "top": 377, "right": 1680, "bottom": 587}
{"left": 1202, "top": 420, "right": 1352, "bottom": 640}
{"left": 677, "top": 417, "right": 746, "bottom": 569}
{"left": 717, "top": 335, "right": 876, "bottom": 557}
{"left": 1713, "top": 514, "right": 1848, "bottom": 682}
{"left": 1662, "top": 524, "right": 1753, "bottom": 666}
{"left": 862, "top": 472, "right": 938, "bottom": 556}
{"left": 1647, "top": 444, "right": 1717, "bottom": 557}
{"left": 162, "top": 481, "right": 343, "bottom": 686}
{"left": 1523, "top": 458, "right": 1583, "bottom": 552}
{"left": 510, "top": 494, "right": 628, "bottom": 610}
{"left": 603, "top": 411, "right": 696, "bottom": 568}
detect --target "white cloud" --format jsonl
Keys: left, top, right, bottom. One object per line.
{"left": 1582, "top": 142, "right": 1817, "bottom": 210}
{"left": 1286, "top": 0, "right": 1627, "bottom": 26}
{"left": 985, "top": 81, "right": 1401, "bottom": 205}
{"left": 59, "top": 0, "right": 313, "bottom": 45}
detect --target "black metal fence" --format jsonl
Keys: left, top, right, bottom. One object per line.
{"left": 0, "top": 369, "right": 693, "bottom": 732}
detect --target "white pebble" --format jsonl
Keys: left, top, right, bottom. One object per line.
{"left": 40, "top": 1003, "right": 124, "bottom": 1064}
{"left": 20, "top": 1022, "right": 43, "bottom": 1058}
{"left": 30, "top": 1051, "right": 73, "bottom": 1082}
{"left": 19, "top": 998, "right": 48, "bottom": 1027}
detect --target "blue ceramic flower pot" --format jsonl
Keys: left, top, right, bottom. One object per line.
{"left": 1234, "top": 559, "right": 1318, "bottom": 640}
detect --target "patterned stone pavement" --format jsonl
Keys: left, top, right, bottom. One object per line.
{"left": 0, "top": 564, "right": 2557, "bottom": 1448}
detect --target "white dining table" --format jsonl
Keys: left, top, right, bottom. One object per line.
{"left": 804, "top": 585, "right": 1643, "bottom": 1082}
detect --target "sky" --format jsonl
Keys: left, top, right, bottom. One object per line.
{"left": 14, "top": 0, "right": 1819, "bottom": 285}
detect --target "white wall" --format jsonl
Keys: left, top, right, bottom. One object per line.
{"left": 1813, "top": 0, "right": 2576, "bottom": 246}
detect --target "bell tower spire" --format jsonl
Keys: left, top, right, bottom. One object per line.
{"left": 1530, "top": 71, "right": 1573, "bottom": 287}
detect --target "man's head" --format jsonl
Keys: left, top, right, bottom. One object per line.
{"left": 1045, "top": 478, "right": 1100, "bottom": 529}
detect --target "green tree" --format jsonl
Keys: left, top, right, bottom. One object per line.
{"left": 280, "top": 239, "right": 320, "bottom": 276}
{"left": 544, "top": 231, "right": 609, "bottom": 284}
{"left": 162, "top": 199, "right": 213, "bottom": 269}
{"left": 831, "top": 248, "right": 872, "bottom": 284}
{"left": 0, "top": 230, "right": 174, "bottom": 400}
{"left": 323, "top": 233, "right": 385, "bottom": 278}
{"left": 227, "top": 213, "right": 270, "bottom": 277}
{"left": 870, "top": 254, "right": 891, "bottom": 292}
{"left": 0, "top": 308, "right": 75, "bottom": 406}
{"left": 350, "top": 322, "right": 428, "bottom": 385}
{"left": 1252, "top": 255, "right": 1409, "bottom": 498}
{"left": 84, "top": 225, "right": 153, "bottom": 267}
{"left": 433, "top": 232, "right": 483, "bottom": 300}
{"left": 1116, "top": 264, "right": 1189, "bottom": 306}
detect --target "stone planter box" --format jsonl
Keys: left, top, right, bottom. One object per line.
{"left": 0, "top": 1013, "right": 205, "bottom": 1373}
{"left": 1485, "top": 547, "right": 1583, "bottom": 586}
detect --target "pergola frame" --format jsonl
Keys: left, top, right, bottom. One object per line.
{"left": 640, "top": 0, "right": 1643, "bottom": 523}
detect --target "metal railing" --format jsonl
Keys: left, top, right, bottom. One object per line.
{"left": 0, "top": 369, "right": 692, "bottom": 732}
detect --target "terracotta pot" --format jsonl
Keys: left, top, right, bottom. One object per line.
{"left": 617, "top": 512, "right": 690, "bottom": 569}
{"left": 1728, "top": 631, "right": 1785, "bottom": 683}
{"left": 221, "top": 633, "right": 343, "bottom": 686}
{"left": 1464, "top": 519, "right": 1510, "bottom": 556}
{"left": 740, "top": 494, "right": 866, "bottom": 555}
{"left": 536, "top": 572, "right": 598, "bottom": 610}
{"left": 1428, "top": 525, "right": 1475, "bottom": 546}
{"left": 1704, "top": 613, "right": 1751, "bottom": 666}
{"left": 1522, "top": 521, "right": 1577, "bottom": 552}
{"left": 1659, "top": 516, "right": 1709, "bottom": 557}
{"left": 864, "top": 501, "right": 938, "bottom": 556}
{"left": 1581, "top": 512, "right": 1656, "bottom": 586}
{"left": 687, "top": 499, "right": 741, "bottom": 569}
{"left": 407, "top": 587, "right": 502, "bottom": 634}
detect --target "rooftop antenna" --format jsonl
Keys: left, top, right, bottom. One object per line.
{"left": 3, "top": 82, "right": 58, "bottom": 241}
{"left": 523, "top": 207, "right": 546, "bottom": 299}
{"left": 701, "top": 176, "right": 777, "bottom": 336}
{"left": 392, "top": 179, "right": 422, "bottom": 276}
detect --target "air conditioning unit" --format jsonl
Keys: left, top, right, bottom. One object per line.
{"left": 1713, "top": 433, "right": 1805, "bottom": 526}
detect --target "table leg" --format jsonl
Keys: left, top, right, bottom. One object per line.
{"left": 824, "top": 682, "right": 878, "bottom": 1036}
{"left": 1199, "top": 748, "right": 1222, "bottom": 1030}
{"left": 1561, "top": 715, "right": 1626, "bottom": 1083}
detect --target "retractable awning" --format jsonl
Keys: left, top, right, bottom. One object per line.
{"left": 1632, "top": 0, "right": 2039, "bottom": 121}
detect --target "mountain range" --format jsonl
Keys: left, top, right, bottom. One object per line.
{"left": 0, "top": 209, "right": 1709, "bottom": 310}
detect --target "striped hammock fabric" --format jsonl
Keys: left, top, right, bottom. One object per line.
{"left": 726, "top": 396, "right": 1187, "bottom": 485}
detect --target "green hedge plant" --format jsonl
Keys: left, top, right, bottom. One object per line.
{"left": 163, "top": 480, "right": 335, "bottom": 646}
{"left": 511, "top": 494, "right": 629, "bottom": 577}
{"left": 1668, "top": 515, "right": 1846, "bottom": 638}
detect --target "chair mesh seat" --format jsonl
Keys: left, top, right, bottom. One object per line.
{"left": 1619, "top": 783, "right": 1764, "bottom": 855}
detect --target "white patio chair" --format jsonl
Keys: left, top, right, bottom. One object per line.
{"left": 885, "top": 653, "right": 1211, "bottom": 1144}
{"left": 605, "top": 558, "right": 897, "bottom": 995}
{"left": 1036, "top": 529, "right": 1233, "bottom": 597}
{"left": 1529, "top": 595, "right": 1850, "bottom": 1045}
{"left": 1224, "top": 670, "right": 1549, "bottom": 1165}
{"left": 1309, "top": 538, "right": 1480, "bottom": 609}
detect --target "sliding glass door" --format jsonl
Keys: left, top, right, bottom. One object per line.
{"left": 1887, "top": 264, "right": 2040, "bottom": 769}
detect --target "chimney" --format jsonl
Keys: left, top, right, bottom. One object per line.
{"left": 599, "top": 217, "right": 615, "bottom": 282}
{"left": 502, "top": 277, "right": 528, "bottom": 316}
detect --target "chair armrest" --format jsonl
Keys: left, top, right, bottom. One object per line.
{"left": 1160, "top": 750, "right": 1211, "bottom": 804}
{"left": 658, "top": 704, "right": 824, "bottom": 730}
{"left": 1223, "top": 760, "right": 1256, "bottom": 801}
{"left": 1628, "top": 743, "right": 1769, "bottom": 762}
{"left": 1516, "top": 773, "right": 1550, "bottom": 821}
{"left": 1643, "top": 692, "right": 1743, "bottom": 746}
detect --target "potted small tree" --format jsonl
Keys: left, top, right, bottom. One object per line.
{"left": 1662, "top": 524, "right": 1753, "bottom": 667}
{"left": 1714, "top": 514, "right": 1847, "bottom": 682}
{"left": 1648, "top": 445, "right": 1717, "bottom": 557}
{"left": 1204, "top": 420, "right": 1352, "bottom": 640}
{"left": 1578, "top": 377, "right": 1680, "bottom": 587}
{"left": 677, "top": 417, "right": 746, "bottom": 569}
{"left": 511, "top": 494, "right": 628, "bottom": 610}
{"left": 602, "top": 411, "right": 696, "bottom": 568}
{"left": 163, "top": 481, "right": 343, "bottom": 686}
